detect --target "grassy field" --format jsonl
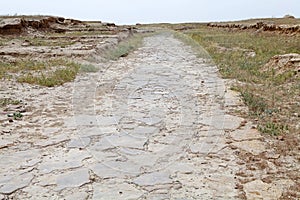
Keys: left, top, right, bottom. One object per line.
{"left": 176, "top": 24, "right": 300, "bottom": 139}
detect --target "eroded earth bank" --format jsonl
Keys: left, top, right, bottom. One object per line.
{"left": 0, "top": 30, "right": 299, "bottom": 199}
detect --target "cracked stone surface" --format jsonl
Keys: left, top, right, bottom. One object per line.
{"left": 56, "top": 168, "right": 90, "bottom": 191}
{"left": 0, "top": 32, "right": 298, "bottom": 199}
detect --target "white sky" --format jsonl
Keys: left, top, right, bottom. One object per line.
{"left": 0, "top": 0, "right": 299, "bottom": 24}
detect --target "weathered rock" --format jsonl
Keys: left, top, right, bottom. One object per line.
{"left": 34, "top": 134, "right": 69, "bottom": 147}
{"left": 38, "top": 149, "right": 91, "bottom": 174}
{"left": 133, "top": 172, "right": 172, "bottom": 186}
{"left": 101, "top": 132, "right": 149, "bottom": 149}
{"left": 64, "top": 191, "right": 89, "bottom": 200}
{"left": 189, "top": 138, "right": 227, "bottom": 154}
{"left": 56, "top": 168, "right": 90, "bottom": 191}
{"left": 0, "top": 173, "right": 33, "bottom": 194}
{"left": 67, "top": 137, "right": 91, "bottom": 149}
{"left": 229, "top": 128, "right": 263, "bottom": 141}
{"left": 263, "top": 53, "right": 300, "bottom": 76}
{"left": 244, "top": 180, "right": 282, "bottom": 200}
{"left": 231, "top": 140, "right": 266, "bottom": 155}
{"left": 284, "top": 14, "right": 295, "bottom": 19}
{"left": 92, "top": 182, "right": 144, "bottom": 200}
{"left": 0, "top": 139, "right": 14, "bottom": 149}
{"left": 21, "top": 185, "right": 54, "bottom": 200}
{"left": 200, "top": 113, "right": 243, "bottom": 130}
{"left": 207, "top": 21, "right": 300, "bottom": 34}
{"left": 0, "top": 16, "right": 80, "bottom": 35}
{"left": 0, "top": 18, "right": 25, "bottom": 34}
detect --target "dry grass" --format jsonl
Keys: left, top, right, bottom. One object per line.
{"left": 0, "top": 98, "right": 20, "bottom": 107}
{"left": 0, "top": 59, "right": 80, "bottom": 87}
{"left": 103, "top": 34, "right": 144, "bottom": 61}
{"left": 22, "top": 37, "right": 76, "bottom": 47}
{"left": 177, "top": 25, "right": 299, "bottom": 138}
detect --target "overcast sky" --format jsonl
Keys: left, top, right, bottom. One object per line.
{"left": 0, "top": 0, "right": 299, "bottom": 24}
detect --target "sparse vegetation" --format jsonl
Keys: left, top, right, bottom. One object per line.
{"left": 258, "top": 121, "right": 289, "bottom": 136}
{"left": 0, "top": 59, "right": 80, "bottom": 86}
{"left": 177, "top": 25, "right": 300, "bottom": 136}
{"left": 17, "top": 67, "right": 79, "bottom": 87}
{"left": 79, "top": 64, "right": 98, "bottom": 73}
{"left": 0, "top": 98, "right": 20, "bottom": 107}
{"left": 240, "top": 91, "right": 268, "bottom": 115}
{"left": 23, "top": 37, "right": 76, "bottom": 47}
{"left": 9, "top": 112, "right": 23, "bottom": 120}
{"left": 173, "top": 31, "right": 211, "bottom": 59}
{"left": 103, "top": 34, "right": 144, "bottom": 61}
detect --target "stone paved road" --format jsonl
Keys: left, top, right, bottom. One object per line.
{"left": 0, "top": 32, "right": 296, "bottom": 199}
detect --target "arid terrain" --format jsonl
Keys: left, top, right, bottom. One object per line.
{"left": 0, "top": 16, "right": 299, "bottom": 199}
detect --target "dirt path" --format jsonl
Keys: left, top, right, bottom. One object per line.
{"left": 0, "top": 32, "right": 297, "bottom": 199}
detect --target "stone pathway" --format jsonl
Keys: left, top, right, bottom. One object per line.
{"left": 0, "top": 32, "right": 297, "bottom": 199}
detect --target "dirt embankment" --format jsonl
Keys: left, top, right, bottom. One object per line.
{"left": 207, "top": 18, "right": 300, "bottom": 34}
{"left": 0, "top": 16, "right": 138, "bottom": 63}
{"left": 263, "top": 53, "right": 300, "bottom": 76}
{"left": 0, "top": 16, "right": 121, "bottom": 35}
{"left": 0, "top": 16, "right": 78, "bottom": 34}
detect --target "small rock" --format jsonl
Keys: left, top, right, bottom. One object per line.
{"left": 219, "top": 163, "right": 228, "bottom": 168}
{"left": 2, "top": 129, "right": 11, "bottom": 134}
{"left": 21, "top": 42, "right": 31, "bottom": 47}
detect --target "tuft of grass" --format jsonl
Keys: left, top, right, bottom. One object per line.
{"left": 241, "top": 91, "right": 268, "bottom": 115}
{"left": 12, "top": 112, "right": 23, "bottom": 120}
{"left": 0, "top": 98, "right": 20, "bottom": 107}
{"left": 258, "top": 121, "right": 289, "bottom": 136}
